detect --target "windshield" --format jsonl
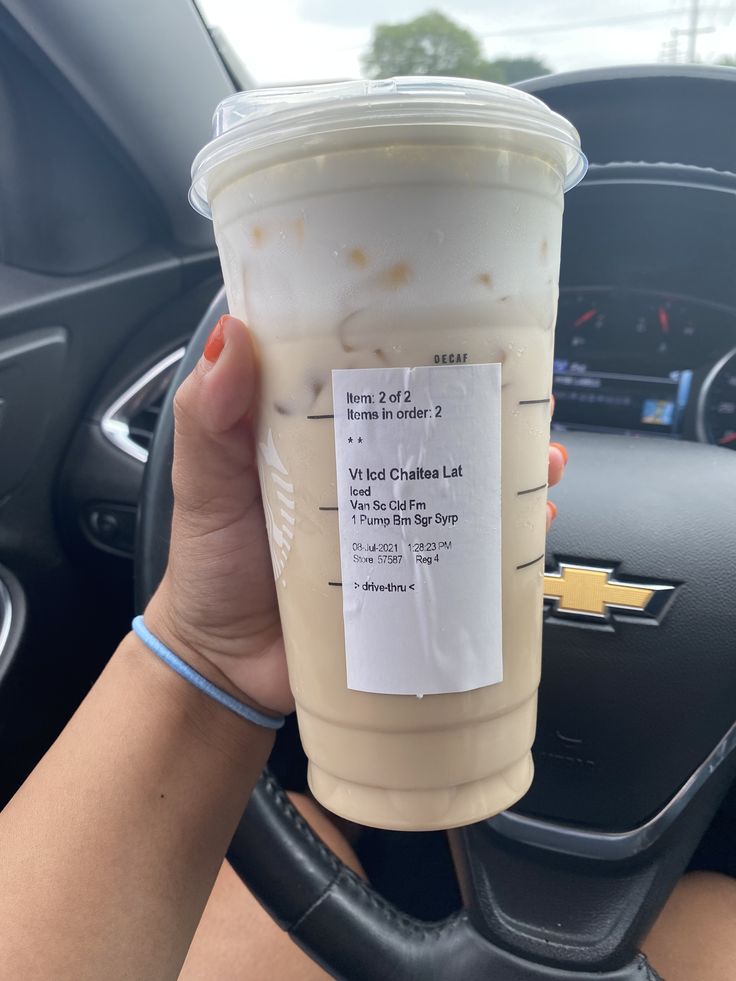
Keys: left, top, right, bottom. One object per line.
{"left": 195, "top": 1, "right": 736, "bottom": 89}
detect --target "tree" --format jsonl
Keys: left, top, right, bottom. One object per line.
{"left": 715, "top": 55, "right": 736, "bottom": 67}
{"left": 362, "top": 10, "right": 552, "bottom": 85}
{"left": 362, "top": 10, "right": 487, "bottom": 80}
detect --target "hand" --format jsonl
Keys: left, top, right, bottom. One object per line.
{"left": 145, "top": 315, "right": 567, "bottom": 715}
{"left": 145, "top": 315, "right": 292, "bottom": 715}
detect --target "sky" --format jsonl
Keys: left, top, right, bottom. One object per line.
{"left": 196, "top": 0, "right": 736, "bottom": 86}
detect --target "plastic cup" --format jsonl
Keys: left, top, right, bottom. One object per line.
{"left": 191, "top": 77, "right": 585, "bottom": 830}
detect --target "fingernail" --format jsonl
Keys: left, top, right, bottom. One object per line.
{"left": 203, "top": 316, "right": 227, "bottom": 363}
{"left": 550, "top": 441, "right": 568, "bottom": 465}
{"left": 547, "top": 500, "right": 558, "bottom": 522}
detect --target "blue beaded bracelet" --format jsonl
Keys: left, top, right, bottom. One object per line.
{"left": 131, "top": 616, "right": 285, "bottom": 731}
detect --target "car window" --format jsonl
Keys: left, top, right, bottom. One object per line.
{"left": 194, "top": 1, "right": 736, "bottom": 88}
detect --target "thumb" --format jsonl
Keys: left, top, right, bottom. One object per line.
{"left": 171, "top": 315, "right": 261, "bottom": 521}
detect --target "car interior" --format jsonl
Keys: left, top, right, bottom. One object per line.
{"left": 1, "top": 1, "right": 735, "bottom": 978}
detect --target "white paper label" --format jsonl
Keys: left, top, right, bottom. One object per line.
{"left": 332, "top": 364, "right": 502, "bottom": 696}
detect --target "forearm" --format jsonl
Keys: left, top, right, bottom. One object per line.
{"left": 0, "top": 631, "right": 273, "bottom": 981}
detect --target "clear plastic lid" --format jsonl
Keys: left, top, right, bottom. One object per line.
{"left": 190, "top": 76, "right": 587, "bottom": 218}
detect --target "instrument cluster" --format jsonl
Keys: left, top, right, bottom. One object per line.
{"left": 553, "top": 289, "right": 736, "bottom": 448}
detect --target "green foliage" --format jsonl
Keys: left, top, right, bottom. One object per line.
{"left": 715, "top": 55, "right": 736, "bottom": 67}
{"left": 362, "top": 10, "right": 552, "bottom": 85}
{"left": 362, "top": 10, "right": 485, "bottom": 79}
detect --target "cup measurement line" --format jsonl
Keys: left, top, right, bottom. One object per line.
{"left": 319, "top": 506, "right": 339, "bottom": 511}
{"left": 307, "top": 414, "right": 335, "bottom": 420}
{"left": 518, "top": 397, "right": 551, "bottom": 406}
{"left": 517, "top": 483, "right": 548, "bottom": 496}
{"left": 328, "top": 581, "right": 343, "bottom": 587}
{"left": 516, "top": 553, "right": 545, "bottom": 571}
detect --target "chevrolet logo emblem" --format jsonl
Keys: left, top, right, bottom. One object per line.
{"left": 544, "top": 562, "right": 677, "bottom": 623}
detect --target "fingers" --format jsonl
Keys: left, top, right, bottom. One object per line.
{"left": 547, "top": 441, "right": 568, "bottom": 531}
{"left": 171, "top": 315, "right": 260, "bottom": 518}
{"left": 548, "top": 442, "right": 567, "bottom": 487}
{"left": 175, "top": 315, "right": 257, "bottom": 437}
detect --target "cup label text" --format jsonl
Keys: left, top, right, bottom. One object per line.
{"left": 332, "top": 363, "right": 503, "bottom": 696}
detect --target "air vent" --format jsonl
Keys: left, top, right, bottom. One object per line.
{"left": 101, "top": 348, "right": 185, "bottom": 463}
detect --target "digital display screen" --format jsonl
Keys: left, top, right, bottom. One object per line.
{"left": 552, "top": 360, "right": 693, "bottom": 437}
{"left": 641, "top": 399, "right": 675, "bottom": 426}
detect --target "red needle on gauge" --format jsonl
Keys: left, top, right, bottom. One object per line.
{"left": 658, "top": 306, "right": 670, "bottom": 333}
{"left": 573, "top": 307, "right": 597, "bottom": 328}
{"left": 718, "top": 432, "right": 736, "bottom": 446}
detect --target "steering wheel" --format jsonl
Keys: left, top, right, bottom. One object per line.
{"left": 137, "top": 67, "right": 736, "bottom": 979}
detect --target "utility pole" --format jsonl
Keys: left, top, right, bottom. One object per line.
{"left": 666, "top": 0, "right": 715, "bottom": 63}
{"left": 687, "top": 0, "right": 700, "bottom": 61}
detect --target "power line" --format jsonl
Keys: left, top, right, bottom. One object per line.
{"left": 479, "top": 5, "right": 723, "bottom": 38}
{"left": 725, "top": 1, "right": 736, "bottom": 22}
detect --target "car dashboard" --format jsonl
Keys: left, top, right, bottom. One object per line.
{"left": 553, "top": 287, "right": 736, "bottom": 446}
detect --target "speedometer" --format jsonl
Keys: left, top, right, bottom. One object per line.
{"left": 698, "top": 348, "right": 736, "bottom": 449}
{"left": 557, "top": 292, "right": 609, "bottom": 354}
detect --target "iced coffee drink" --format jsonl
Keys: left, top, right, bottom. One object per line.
{"left": 191, "top": 78, "right": 585, "bottom": 830}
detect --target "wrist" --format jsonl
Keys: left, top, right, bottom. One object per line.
{"left": 143, "top": 591, "right": 246, "bottom": 699}
{"left": 143, "top": 585, "right": 284, "bottom": 721}
{"left": 121, "top": 630, "right": 276, "bottom": 763}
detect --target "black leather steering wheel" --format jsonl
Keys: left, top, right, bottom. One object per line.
{"left": 137, "top": 68, "right": 736, "bottom": 979}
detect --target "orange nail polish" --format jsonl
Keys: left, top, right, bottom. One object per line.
{"left": 550, "top": 441, "right": 568, "bottom": 465}
{"left": 547, "top": 500, "right": 558, "bottom": 522}
{"left": 203, "top": 316, "right": 227, "bottom": 363}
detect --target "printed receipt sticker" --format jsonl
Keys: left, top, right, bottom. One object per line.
{"left": 332, "top": 364, "right": 502, "bottom": 696}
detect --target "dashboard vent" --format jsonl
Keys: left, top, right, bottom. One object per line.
{"left": 101, "top": 348, "right": 185, "bottom": 463}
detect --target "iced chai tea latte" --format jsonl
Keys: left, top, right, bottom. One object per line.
{"left": 190, "top": 78, "right": 585, "bottom": 830}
